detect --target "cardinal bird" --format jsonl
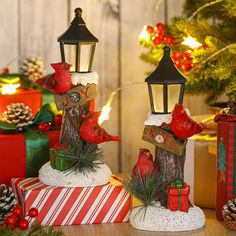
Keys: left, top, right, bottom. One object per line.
{"left": 43, "top": 62, "right": 72, "bottom": 94}
{"left": 170, "top": 104, "right": 208, "bottom": 139}
{"left": 80, "top": 111, "right": 121, "bottom": 144}
{"left": 132, "top": 148, "right": 157, "bottom": 180}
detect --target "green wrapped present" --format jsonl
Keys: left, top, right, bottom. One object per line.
{"left": 50, "top": 144, "right": 70, "bottom": 171}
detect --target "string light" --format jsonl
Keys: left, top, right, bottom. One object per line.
{"left": 181, "top": 36, "right": 202, "bottom": 49}
{"left": 1, "top": 84, "right": 20, "bottom": 95}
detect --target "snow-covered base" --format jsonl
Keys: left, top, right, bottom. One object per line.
{"left": 71, "top": 72, "right": 99, "bottom": 86}
{"left": 130, "top": 204, "right": 205, "bottom": 232}
{"left": 39, "top": 162, "right": 112, "bottom": 187}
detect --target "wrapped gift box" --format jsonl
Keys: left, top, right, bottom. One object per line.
{"left": 0, "top": 130, "right": 60, "bottom": 186}
{"left": 0, "top": 89, "right": 42, "bottom": 119}
{"left": 11, "top": 176, "right": 131, "bottom": 226}
{"left": 185, "top": 135, "right": 217, "bottom": 208}
{"left": 168, "top": 182, "right": 190, "bottom": 212}
{"left": 0, "top": 88, "right": 55, "bottom": 119}
{"left": 216, "top": 121, "right": 236, "bottom": 220}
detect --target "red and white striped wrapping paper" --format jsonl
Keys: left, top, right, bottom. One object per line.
{"left": 11, "top": 176, "right": 131, "bottom": 226}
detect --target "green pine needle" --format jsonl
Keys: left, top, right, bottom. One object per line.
{"left": 124, "top": 171, "right": 161, "bottom": 207}
{"left": 57, "top": 141, "right": 103, "bottom": 175}
{"left": 0, "top": 222, "right": 64, "bottom": 236}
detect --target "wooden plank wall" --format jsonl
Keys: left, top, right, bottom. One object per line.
{"left": 0, "top": 0, "right": 208, "bottom": 173}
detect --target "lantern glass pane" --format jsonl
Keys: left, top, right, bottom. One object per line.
{"left": 151, "top": 84, "right": 164, "bottom": 113}
{"left": 76, "top": 44, "right": 93, "bottom": 72}
{"left": 167, "top": 84, "right": 181, "bottom": 112}
{"left": 62, "top": 45, "right": 74, "bottom": 71}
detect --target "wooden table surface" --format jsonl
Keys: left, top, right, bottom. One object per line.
{"left": 56, "top": 209, "right": 236, "bottom": 236}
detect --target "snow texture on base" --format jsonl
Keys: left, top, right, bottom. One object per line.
{"left": 71, "top": 72, "right": 99, "bottom": 86}
{"left": 39, "top": 162, "right": 112, "bottom": 187}
{"left": 130, "top": 204, "right": 205, "bottom": 232}
{"left": 144, "top": 112, "right": 172, "bottom": 126}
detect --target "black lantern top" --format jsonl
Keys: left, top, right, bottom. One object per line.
{"left": 145, "top": 46, "right": 186, "bottom": 84}
{"left": 57, "top": 8, "right": 98, "bottom": 44}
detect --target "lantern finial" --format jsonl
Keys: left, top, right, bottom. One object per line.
{"left": 163, "top": 46, "right": 170, "bottom": 54}
{"left": 74, "top": 8, "right": 82, "bottom": 16}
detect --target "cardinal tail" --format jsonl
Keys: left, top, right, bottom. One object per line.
{"left": 110, "top": 135, "right": 121, "bottom": 142}
{"left": 201, "top": 123, "right": 209, "bottom": 130}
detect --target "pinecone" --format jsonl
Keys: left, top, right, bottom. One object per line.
{"left": 0, "top": 184, "right": 17, "bottom": 223}
{"left": 3, "top": 103, "right": 34, "bottom": 128}
{"left": 223, "top": 199, "right": 236, "bottom": 230}
{"left": 20, "top": 56, "right": 45, "bottom": 82}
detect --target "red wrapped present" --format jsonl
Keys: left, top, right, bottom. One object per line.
{"left": 0, "top": 130, "right": 59, "bottom": 186}
{"left": 168, "top": 179, "right": 190, "bottom": 212}
{"left": 11, "top": 176, "right": 131, "bottom": 226}
{"left": 216, "top": 121, "right": 236, "bottom": 220}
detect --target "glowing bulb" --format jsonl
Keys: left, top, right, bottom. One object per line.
{"left": 98, "top": 105, "right": 112, "bottom": 125}
{"left": 1, "top": 84, "right": 20, "bottom": 95}
{"left": 139, "top": 26, "right": 149, "bottom": 42}
{"left": 181, "top": 36, "right": 202, "bottom": 49}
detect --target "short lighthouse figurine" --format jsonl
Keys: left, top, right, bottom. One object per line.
{"left": 125, "top": 46, "right": 206, "bottom": 232}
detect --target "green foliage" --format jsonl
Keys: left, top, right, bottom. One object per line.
{"left": 0, "top": 222, "right": 65, "bottom": 236}
{"left": 58, "top": 141, "right": 103, "bottom": 175}
{"left": 124, "top": 171, "right": 161, "bottom": 207}
{"left": 140, "top": 0, "right": 236, "bottom": 103}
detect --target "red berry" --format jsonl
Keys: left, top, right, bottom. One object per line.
{"left": 12, "top": 206, "right": 23, "bottom": 217}
{"left": 18, "top": 219, "right": 29, "bottom": 230}
{"left": 153, "top": 37, "right": 162, "bottom": 46}
{"left": 173, "top": 51, "right": 182, "bottom": 61}
{"left": 146, "top": 25, "right": 154, "bottom": 34}
{"left": 164, "top": 35, "right": 174, "bottom": 45}
{"left": 54, "top": 114, "right": 63, "bottom": 126}
{"left": 5, "top": 214, "right": 17, "bottom": 229}
{"left": 38, "top": 122, "right": 50, "bottom": 132}
{"left": 28, "top": 208, "right": 38, "bottom": 218}
{"left": 156, "top": 23, "right": 165, "bottom": 33}
{"left": 1, "top": 67, "right": 9, "bottom": 75}
{"left": 183, "top": 51, "right": 192, "bottom": 60}
{"left": 157, "top": 33, "right": 164, "bottom": 41}
{"left": 181, "top": 61, "right": 192, "bottom": 72}
{"left": 174, "top": 60, "right": 182, "bottom": 69}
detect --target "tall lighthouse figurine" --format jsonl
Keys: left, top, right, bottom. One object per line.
{"left": 39, "top": 8, "right": 120, "bottom": 187}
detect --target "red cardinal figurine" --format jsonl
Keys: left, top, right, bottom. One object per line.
{"left": 170, "top": 104, "right": 208, "bottom": 139}
{"left": 43, "top": 62, "right": 72, "bottom": 94}
{"left": 80, "top": 111, "right": 121, "bottom": 143}
{"left": 132, "top": 148, "right": 157, "bottom": 180}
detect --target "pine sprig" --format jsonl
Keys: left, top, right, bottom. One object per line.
{"left": 58, "top": 141, "right": 103, "bottom": 175}
{"left": 0, "top": 222, "right": 64, "bottom": 236}
{"left": 124, "top": 171, "right": 161, "bottom": 207}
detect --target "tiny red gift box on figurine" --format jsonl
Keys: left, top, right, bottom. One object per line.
{"left": 215, "top": 120, "right": 236, "bottom": 220}
{"left": 0, "top": 130, "right": 59, "bottom": 186}
{"left": 168, "top": 180, "right": 190, "bottom": 212}
{"left": 11, "top": 176, "right": 131, "bottom": 226}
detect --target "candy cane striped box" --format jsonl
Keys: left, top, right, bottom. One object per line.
{"left": 11, "top": 176, "right": 131, "bottom": 226}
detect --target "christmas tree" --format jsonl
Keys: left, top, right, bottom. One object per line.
{"left": 139, "top": 0, "right": 236, "bottom": 103}
{"left": 217, "top": 138, "right": 227, "bottom": 173}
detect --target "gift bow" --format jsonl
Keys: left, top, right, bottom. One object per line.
{"left": 171, "top": 179, "right": 184, "bottom": 188}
